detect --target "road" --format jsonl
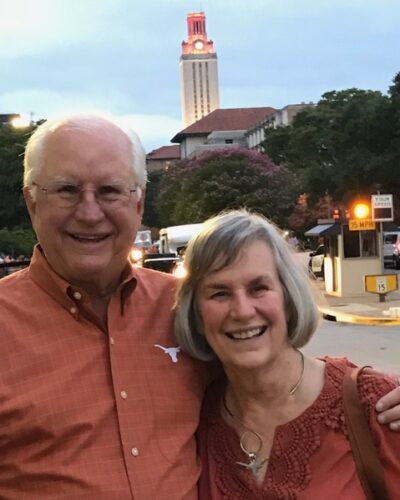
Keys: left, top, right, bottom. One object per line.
{"left": 384, "top": 265, "right": 400, "bottom": 275}
{"left": 291, "top": 251, "right": 400, "bottom": 371}
{"left": 304, "top": 320, "right": 400, "bottom": 373}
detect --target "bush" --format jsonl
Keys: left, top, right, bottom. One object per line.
{"left": 0, "top": 227, "right": 37, "bottom": 258}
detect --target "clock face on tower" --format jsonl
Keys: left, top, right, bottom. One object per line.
{"left": 194, "top": 40, "right": 204, "bottom": 50}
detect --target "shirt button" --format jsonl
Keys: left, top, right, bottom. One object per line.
{"left": 131, "top": 447, "right": 139, "bottom": 457}
{"left": 120, "top": 390, "right": 128, "bottom": 399}
{"left": 70, "top": 306, "right": 77, "bottom": 315}
{"left": 73, "top": 291, "right": 82, "bottom": 300}
{"left": 110, "top": 337, "right": 115, "bottom": 345}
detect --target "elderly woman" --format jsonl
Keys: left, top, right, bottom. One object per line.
{"left": 175, "top": 210, "right": 400, "bottom": 499}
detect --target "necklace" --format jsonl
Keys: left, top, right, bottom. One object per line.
{"left": 222, "top": 392, "right": 269, "bottom": 476}
{"left": 222, "top": 348, "right": 305, "bottom": 477}
{"left": 289, "top": 348, "right": 305, "bottom": 396}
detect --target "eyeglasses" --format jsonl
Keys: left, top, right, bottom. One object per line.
{"left": 32, "top": 181, "right": 137, "bottom": 209}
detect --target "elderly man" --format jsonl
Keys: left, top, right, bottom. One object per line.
{"left": 0, "top": 115, "right": 207, "bottom": 499}
{"left": 0, "top": 114, "right": 399, "bottom": 499}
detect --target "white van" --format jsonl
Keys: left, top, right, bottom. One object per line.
{"left": 159, "top": 224, "right": 203, "bottom": 255}
{"left": 383, "top": 231, "right": 400, "bottom": 268}
{"left": 142, "top": 223, "right": 203, "bottom": 275}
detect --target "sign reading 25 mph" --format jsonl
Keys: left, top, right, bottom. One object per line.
{"left": 349, "top": 219, "right": 376, "bottom": 231}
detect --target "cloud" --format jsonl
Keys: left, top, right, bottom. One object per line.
{"left": 0, "top": 0, "right": 132, "bottom": 58}
{"left": 0, "top": 87, "right": 182, "bottom": 151}
{"left": 0, "top": 88, "right": 132, "bottom": 117}
{"left": 1, "top": 0, "right": 398, "bottom": 152}
{"left": 120, "top": 114, "right": 183, "bottom": 152}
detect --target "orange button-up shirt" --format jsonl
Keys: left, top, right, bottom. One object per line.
{"left": 0, "top": 246, "right": 208, "bottom": 499}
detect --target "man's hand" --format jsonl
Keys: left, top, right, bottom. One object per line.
{"left": 376, "top": 376, "right": 400, "bottom": 431}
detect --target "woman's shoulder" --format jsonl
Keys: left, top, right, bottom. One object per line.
{"left": 355, "top": 367, "right": 400, "bottom": 496}
{"left": 322, "top": 356, "right": 397, "bottom": 406}
{"left": 357, "top": 366, "right": 397, "bottom": 410}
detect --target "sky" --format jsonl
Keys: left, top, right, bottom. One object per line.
{"left": 1, "top": 0, "right": 399, "bottom": 152}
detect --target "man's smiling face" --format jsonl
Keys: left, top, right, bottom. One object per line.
{"left": 25, "top": 121, "right": 144, "bottom": 290}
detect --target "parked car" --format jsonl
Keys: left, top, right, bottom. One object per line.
{"left": 0, "top": 259, "right": 31, "bottom": 278}
{"left": 383, "top": 231, "right": 400, "bottom": 268}
{"left": 142, "top": 252, "right": 180, "bottom": 274}
{"left": 308, "top": 244, "right": 325, "bottom": 278}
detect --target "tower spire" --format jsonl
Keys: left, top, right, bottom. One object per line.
{"left": 179, "top": 11, "right": 220, "bottom": 126}
{"left": 181, "top": 11, "right": 214, "bottom": 55}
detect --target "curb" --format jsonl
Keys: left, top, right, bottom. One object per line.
{"left": 318, "top": 306, "right": 400, "bottom": 326}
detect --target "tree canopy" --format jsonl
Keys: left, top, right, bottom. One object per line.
{"left": 142, "top": 169, "right": 164, "bottom": 229}
{"left": 0, "top": 124, "right": 37, "bottom": 256}
{"left": 263, "top": 88, "right": 397, "bottom": 202}
{"left": 262, "top": 72, "right": 400, "bottom": 218}
{"left": 0, "top": 124, "right": 35, "bottom": 229}
{"left": 153, "top": 147, "right": 298, "bottom": 228}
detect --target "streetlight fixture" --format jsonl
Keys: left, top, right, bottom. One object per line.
{"left": 10, "top": 114, "right": 32, "bottom": 128}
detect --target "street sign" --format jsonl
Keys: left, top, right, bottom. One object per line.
{"left": 349, "top": 219, "right": 376, "bottom": 231}
{"left": 371, "top": 194, "right": 393, "bottom": 221}
{"left": 365, "top": 274, "right": 398, "bottom": 294}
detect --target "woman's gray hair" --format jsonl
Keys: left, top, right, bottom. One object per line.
{"left": 175, "top": 209, "right": 320, "bottom": 361}
{"left": 23, "top": 113, "right": 147, "bottom": 200}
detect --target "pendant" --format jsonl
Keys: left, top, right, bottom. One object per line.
{"left": 236, "top": 452, "right": 269, "bottom": 477}
{"left": 236, "top": 430, "right": 269, "bottom": 477}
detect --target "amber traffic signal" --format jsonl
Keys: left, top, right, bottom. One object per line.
{"left": 352, "top": 201, "right": 371, "bottom": 219}
{"left": 332, "top": 208, "right": 351, "bottom": 220}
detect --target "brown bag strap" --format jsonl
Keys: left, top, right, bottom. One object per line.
{"left": 342, "top": 366, "right": 390, "bottom": 500}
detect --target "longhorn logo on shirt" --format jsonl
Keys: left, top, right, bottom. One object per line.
{"left": 154, "top": 344, "right": 181, "bottom": 363}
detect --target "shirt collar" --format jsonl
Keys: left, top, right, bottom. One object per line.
{"left": 28, "top": 244, "right": 137, "bottom": 311}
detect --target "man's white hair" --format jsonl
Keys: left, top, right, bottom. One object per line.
{"left": 23, "top": 113, "right": 147, "bottom": 200}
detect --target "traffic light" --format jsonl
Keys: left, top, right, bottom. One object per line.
{"left": 332, "top": 208, "right": 350, "bottom": 220}
{"left": 352, "top": 201, "right": 371, "bottom": 219}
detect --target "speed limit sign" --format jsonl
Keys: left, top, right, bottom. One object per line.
{"left": 376, "top": 277, "right": 388, "bottom": 293}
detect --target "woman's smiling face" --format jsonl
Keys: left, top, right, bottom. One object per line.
{"left": 197, "top": 239, "right": 289, "bottom": 371}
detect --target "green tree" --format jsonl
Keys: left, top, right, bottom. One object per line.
{"left": 0, "top": 227, "right": 37, "bottom": 257}
{"left": 156, "top": 148, "right": 298, "bottom": 228}
{"left": 142, "top": 169, "right": 164, "bottom": 228}
{"left": 382, "top": 71, "right": 400, "bottom": 218}
{"left": 0, "top": 124, "right": 39, "bottom": 256}
{"left": 262, "top": 87, "right": 394, "bottom": 204}
{"left": 0, "top": 124, "right": 36, "bottom": 229}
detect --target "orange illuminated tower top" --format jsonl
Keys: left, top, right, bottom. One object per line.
{"left": 181, "top": 11, "right": 215, "bottom": 55}
{"left": 179, "top": 11, "right": 220, "bottom": 126}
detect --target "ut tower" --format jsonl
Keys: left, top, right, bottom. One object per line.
{"left": 179, "top": 11, "right": 220, "bottom": 127}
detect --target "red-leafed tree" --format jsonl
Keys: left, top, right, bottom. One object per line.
{"left": 154, "top": 147, "right": 299, "bottom": 228}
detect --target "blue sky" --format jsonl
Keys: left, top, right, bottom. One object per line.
{"left": 1, "top": 0, "right": 399, "bottom": 151}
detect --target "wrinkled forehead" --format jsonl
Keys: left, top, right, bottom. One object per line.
{"left": 45, "top": 121, "right": 131, "bottom": 154}
{"left": 41, "top": 122, "right": 134, "bottom": 180}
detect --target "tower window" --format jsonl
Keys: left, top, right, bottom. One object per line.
{"left": 192, "top": 63, "right": 197, "bottom": 110}
{"left": 205, "top": 62, "right": 210, "bottom": 107}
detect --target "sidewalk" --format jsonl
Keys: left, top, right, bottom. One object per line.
{"left": 316, "top": 281, "right": 400, "bottom": 325}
